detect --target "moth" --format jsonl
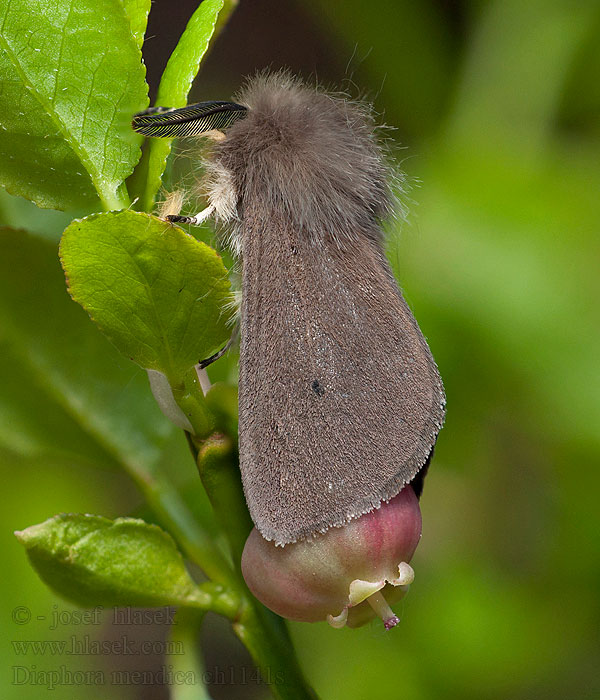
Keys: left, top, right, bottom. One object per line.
{"left": 133, "top": 72, "right": 446, "bottom": 546}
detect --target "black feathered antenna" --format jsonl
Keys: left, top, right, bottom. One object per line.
{"left": 132, "top": 101, "right": 248, "bottom": 138}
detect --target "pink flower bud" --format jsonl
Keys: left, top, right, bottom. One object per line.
{"left": 241, "top": 485, "right": 422, "bottom": 629}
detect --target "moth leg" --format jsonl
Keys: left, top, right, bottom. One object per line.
{"left": 198, "top": 327, "right": 239, "bottom": 369}
{"left": 166, "top": 204, "right": 215, "bottom": 226}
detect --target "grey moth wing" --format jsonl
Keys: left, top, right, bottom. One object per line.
{"left": 130, "top": 73, "right": 446, "bottom": 547}
{"left": 238, "top": 207, "right": 446, "bottom": 545}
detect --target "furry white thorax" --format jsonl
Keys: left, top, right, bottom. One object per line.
{"left": 204, "top": 159, "right": 243, "bottom": 257}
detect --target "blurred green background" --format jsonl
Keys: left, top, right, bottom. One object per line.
{"left": 1, "top": 0, "right": 599, "bottom": 698}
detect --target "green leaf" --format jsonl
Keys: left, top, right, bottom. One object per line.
{"left": 60, "top": 210, "right": 233, "bottom": 386}
{"left": 156, "top": 0, "right": 229, "bottom": 107}
{"left": 0, "top": 188, "right": 80, "bottom": 243}
{"left": 0, "top": 0, "right": 149, "bottom": 211}
{"left": 0, "top": 339, "right": 117, "bottom": 465}
{"left": 0, "top": 227, "right": 174, "bottom": 474}
{"left": 129, "top": 0, "right": 229, "bottom": 211}
{"left": 15, "top": 514, "right": 211, "bottom": 608}
{"left": 121, "top": 0, "right": 152, "bottom": 49}
{"left": 0, "top": 228, "right": 237, "bottom": 588}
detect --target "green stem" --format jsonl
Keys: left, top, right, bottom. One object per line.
{"left": 196, "top": 434, "right": 253, "bottom": 567}
{"left": 192, "top": 434, "right": 316, "bottom": 699}
{"left": 184, "top": 581, "right": 239, "bottom": 619}
{"left": 100, "top": 181, "right": 131, "bottom": 211}
{"left": 234, "top": 603, "right": 317, "bottom": 700}
{"left": 138, "top": 469, "right": 238, "bottom": 590}
{"left": 172, "top": 366, "right": 216, "bottom": 440}
{"left": 113, "top": 416, "right": 236, "bottom": 589}
{"left": 169, "top": 609, "right": 212, "bottom": 700}
{"left": 153, "top": 287, "right": 313, "bottom": 696}
{"left": 128, "top": 0, "right": 239, "bottom": 212}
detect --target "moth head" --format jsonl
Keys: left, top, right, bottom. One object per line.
{"left": 207, "top": 72, "right": 396, "bottom": 245}
{"left": 132, "top": 100, "right": 249, "bottom": 244}
{"left": 132, "top": 73, "right": 397, "bottom": 248}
